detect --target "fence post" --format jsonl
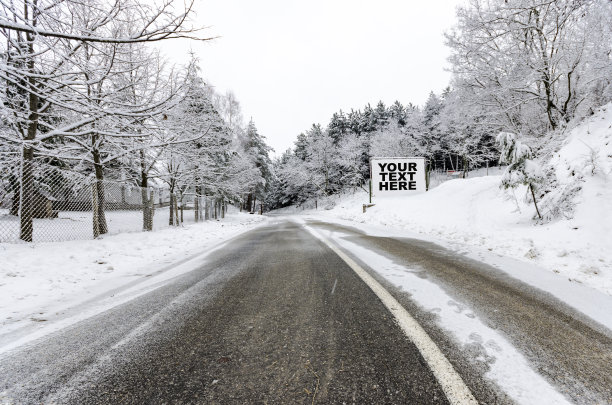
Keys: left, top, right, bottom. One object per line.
{"left": 92, "top": 181, "right": 100, "bottom": 238}
{"left": 149, "top": 189, "right": 155, "bottom": 230}
{"left": 169, "top": 193, "right": 174, "bottom": 226}
{"left": 194, "top": 187, "right": 200, "bottom": 223}
{"left": 174, "top": 194, "right": 180, "bottom": 226}
{"left": 180, "top": 198, "right": 184, "bottom": 224}
{"left": 19, "top": 147, "right": 34, "bottom": 242}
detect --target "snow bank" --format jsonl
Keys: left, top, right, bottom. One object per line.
{"left": 0, "top": 211, "right": 267, "bottom": 337}
{"left": 287, "top": 104, "right": 612, "bottom": 297}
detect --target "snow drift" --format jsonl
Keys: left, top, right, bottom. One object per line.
{"left": 293, "top": 104, "right": 612, "bottom": 296}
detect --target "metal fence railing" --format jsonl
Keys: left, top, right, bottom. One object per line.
{"left": 0, "top": 166, "right": 228, "bottom": 244}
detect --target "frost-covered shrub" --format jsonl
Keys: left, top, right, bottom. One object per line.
{"left": 496, "top": 132, "right": 545, "bottom": 220}
{"left": 537, "top": 166, "right": 583, "bottom": 221}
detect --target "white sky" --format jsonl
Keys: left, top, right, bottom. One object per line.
{"left": 160, "top": 0, "right": 463, "bottom": 155}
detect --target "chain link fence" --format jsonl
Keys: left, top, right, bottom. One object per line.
{"left": 0, "top": 166, "right": 228, "bottom": 243}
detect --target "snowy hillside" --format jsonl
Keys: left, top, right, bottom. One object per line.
{"left": 286, "top": 104, "right": 612, "bottom": 296}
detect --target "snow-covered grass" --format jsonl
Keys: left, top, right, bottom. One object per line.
{"left": 278, "top": 104, "right": 612, "bottom": 299}
{"left": 0, "top": 210, "right": 267, "bottom": 342}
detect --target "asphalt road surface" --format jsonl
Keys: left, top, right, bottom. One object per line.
{"left": 0, "top": 218, "right": 610, "bottom": 404}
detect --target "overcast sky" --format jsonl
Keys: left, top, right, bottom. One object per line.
{"left": 161, "top": 0, "right": 464, "bottom": 155}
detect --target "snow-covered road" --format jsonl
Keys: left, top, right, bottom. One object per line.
{"left": 1, "top": 218, "right": 610, "bottom": 404}
{"left": 0, "top": 211, "right": 267, "bottom": 350}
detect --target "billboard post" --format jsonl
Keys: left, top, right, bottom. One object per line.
{"left": 369, "top": 160, "right": 373, "bottom": 204}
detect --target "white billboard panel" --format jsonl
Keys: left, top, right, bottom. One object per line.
{"left": 371, "top": 157, "right": 426, "bottom": 196}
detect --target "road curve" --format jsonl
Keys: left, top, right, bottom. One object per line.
{"left": 306, "top": 219, "right": 612, "bottom": 404}
{"left": 1, "top": 219, "right": 460, "bottom": 404}
{"left": 3, "top": 218, "right": 607, "bottom": 404}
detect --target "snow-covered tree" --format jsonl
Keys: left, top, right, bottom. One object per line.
{"left": 0, "top": 0, "right": 209, "bottom": 241}
{"left": 446, "top": 0, "right": 612, "bottom": 136}
{"left": 242, "top": 119, "right": 272, "bottom": 212}
{"left": 497, "top": 132, "right": 544, "bottom": 219}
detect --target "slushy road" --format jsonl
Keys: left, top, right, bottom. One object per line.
{"left": 0, "top": 219, "right": 609, "bottom": 404}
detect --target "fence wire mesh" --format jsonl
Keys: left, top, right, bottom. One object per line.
{"left": 0, "top": 165, "right": 227, "bottom": 243}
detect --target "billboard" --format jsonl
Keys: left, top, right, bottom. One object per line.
{"left": 370, "top": 157, "right": 426, "bottom": 196}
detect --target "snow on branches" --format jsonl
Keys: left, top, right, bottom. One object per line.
{"left": 497, "top": 132, "right": 544, "bottom": 220}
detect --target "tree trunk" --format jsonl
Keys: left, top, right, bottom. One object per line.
{"left": 9, "top": 175, "right": 20, "bottom": 216}
{"left": 92, "top": 182, "right": 100, "bottom": 238}
{"left": 529, "top": 183, "right": 542, "bottom": 220}
{"left": 20, "top": 96, "right": 39, "bottom": 241}
{"left": 141, "top": 168, "right": 152, "bottom": 232}
{"left": 92, "top": 149, "right": 108, "bottom": 235}
{"left": 194, "top": 185, "right": 201, "bottom": 223}
{"left": 141, "top": 186, "right": 150, "bottom": 231}
{"left": 169, "top": 192, "right": 174, "bottom": 226}
{"left": 246, "top": 193, "right": 252, "bottom": 212}
{"left": 174, "top": 195, "right": 180, "bottom": 226}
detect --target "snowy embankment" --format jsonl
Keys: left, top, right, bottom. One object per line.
{"left": 284, "top": 105, "right": 612, "bottom": 299}
{"left": 0, "top": 211, "right": 267, "bottom": 345}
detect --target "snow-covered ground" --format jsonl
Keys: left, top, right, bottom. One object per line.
{"left": 0, "top": 210, "right": 267, "bottom": 348}
{"left": 0, "top": 206, "right": 204, "bottom": 243}
{"left": 277, "top": 105, "right": 612, "bottom": 316}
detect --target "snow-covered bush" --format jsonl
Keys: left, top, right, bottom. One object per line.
{"left": 496, "top": 132, "right": 545, "bottom": 220}
{"left": 537, "top": 169, "right": 583, "bottom": 221}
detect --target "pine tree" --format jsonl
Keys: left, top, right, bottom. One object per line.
{"left": 243, "top": 119, "right": 273, "bottom": 211}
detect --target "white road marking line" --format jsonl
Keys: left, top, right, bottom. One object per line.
{"left": 305, "top": 225, "right": 478, "bottom": 405}
{"left": 331, "top": 279, "right": 338, "bottom": 295}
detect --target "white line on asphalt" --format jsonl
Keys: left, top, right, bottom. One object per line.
{"left": 304, "top": 225, "right": 478, "bottom": 405}
{"left": 331, "top": 279, "right": 338, "bottom": 295}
